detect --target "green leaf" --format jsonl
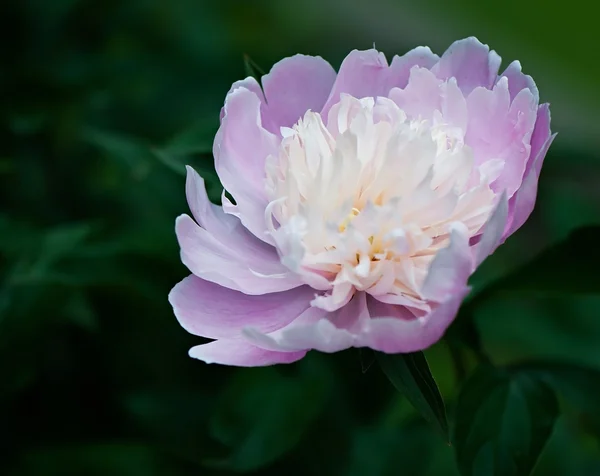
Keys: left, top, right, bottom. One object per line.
{"left": 207, "top": 356, "right": 332, "bottom": 471}
{"left": 11, "top": 443, "right": 166, "bottom": 476}
{"left": 358, "top": 348, "right": 376, "bottom": 373}
{"left": 454, "top": 366, "right": 559, "bottom": 476}
{"left": 161, "top": 118, "right": 218, "bottom": 156}
{"left": 347, "top": 418, "right": 434, "bottom": 476}
{"left": 469, "top": 226, "right": 600, "bottom": 305}
{"left": 376, "top": 351, "right": 449, "bottom": 440}
{"left": 511, "top": 361, "right": 600, "bottom": 437}
{"left": 243, "top": 54, "right": 266, "bottom": 84}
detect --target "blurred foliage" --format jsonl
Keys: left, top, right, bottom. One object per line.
{"left": 1, "top": 0, "right": 600, "bottom": 475}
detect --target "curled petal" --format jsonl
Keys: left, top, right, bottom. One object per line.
{"left": 189, "top": 338, "right": 306, "bottom": 366}
{"left": 421, "top": 224, "right": 473, "bottom": 302}
{"left": 387, "top": 46, "right": 439, "bottom": 90}
{"left": 475, "top": 192, "right": 509, "bottom": 266}
{"left": 175, "top": 214, "right": 301, "bottom": 294}
{"left": 321, "top": 49, "right": 389, "bottom": 117}
{"left": 505, "top": 104, "right": 555, "bottom": 238}
{"left": 432, "top": 36, "right": 502, "bottom": 94}
{"left": 499, "top": 60, "right": 539, "bottom": 103}
{"left": 262, "top": 54, "right": 337, "bottom": 133}
{"left": 360, "top": 289, "right": 469, "bottom": 353}
{"left": 215, "top": 87, "right": 279, "bottom": 242}
{"left": 169, "top": 274, "right": 314, "bottom": 339}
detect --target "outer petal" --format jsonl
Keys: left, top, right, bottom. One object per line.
{"left": 214, "top": 87, "right": 279, "bottom": 243}
{"left": 474, "top": 192, "right": 509, "bottom": 266}
{"left": 243, "top": 293, "right": 370, "bottom": 353}
{"left": 389, "top": 68, "right": 467, "bottom": 132}
{"left": 169, "top": 274, "right": 315, "bottom": 339}
{"left": 182, "top": 166, "right": 302, "bottom": 293}
{"left": 504, "top": 104, "right": 555, "bottom": 239}
{"left": 219, "top": 77, "right": 266, "bottom": 121}
{"left": 465, "top": 77, "right": 538, "bottom": 198}
{"left": 261, "top": 55, "right": 337, "bottom": 133}
{"left": 176, "top": 214, "right": 302, "bottom": 294}
{"left": 498, "top": 60, "right": 539, "bottom": 103}
{"left": 321, "top": 49, "right": 389, "bottom": 118}
{"left": 360, "top": 288, "right": 469, "bottom": 353}
{"left": 432, "top": 37, "right": 501, "bottom": 94}
{"left": 421, "top": 223, "right": 473, "bottom": 302}
{"left": 386, "top": 46, "right": 439, "bottom": 90}
{"left": 189, "top": 338, "right": 306, "bottom": 366}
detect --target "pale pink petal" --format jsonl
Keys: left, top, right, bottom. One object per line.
{"left": 499, "top": 60, "right": 539, "bottom": 103}
{"left": 388, "top": 69, "right": 467, "bottom": 131}
{"left": 474, "top": 192, "right": 509, "bottom": 266}
{"left": 432, "top": 37, "right": 501, "bottom": 94}
{"left": 261, "top": 55, "right": 337, "bottom": 133}
{"left": 214, "top": 87, "right": 278, "bottom": 243}
{"left": 505, "top": 104, "right": 555, "bottom": 238}
{"left": 175, "top": 214, "right": 302, "bottom": 294}
{"left": 169, "top": 274, "right": 314, "bottom": 339}
{"left": 243, "top": 293, "right": 370, "bottom": 353}
{"left": 421, "top": 223, "right": 473, "bottom": 301}
{"left": 360, "top": 289, "right": 469, "bottom": 353}
{"left": 465, "top": 78, "right": 538, "bottom": 198}
{"left": 388, "top": 67, "right": 442, "bottom": 122}
{"left": 386, "top": 46, "right": 439, "bottom": 90}
{"left": 189, "top": 338, "right": 306, "bottom": 366}
{"left": 321, "top": 49, "right": 389, "bottom": 117}
{"left": 219, "top": 77, "right": 266, "bottom": 121}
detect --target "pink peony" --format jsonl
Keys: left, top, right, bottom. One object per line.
{"left": 169, "top": 37, "right": 554, "bottom": 366}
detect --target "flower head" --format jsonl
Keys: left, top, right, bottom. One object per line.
{"left": 170, "top": 37, "right": 554, "bottom": 366}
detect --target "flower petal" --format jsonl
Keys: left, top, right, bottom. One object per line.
{"left": 432, "top": 37, "right": 501, "bottom": 94}
{"left": 505, "top": 104, "right": 555, "bottom": 238}
{"left": 465, "top": 77, "right": 538, "bottom": 198}
{"left": 243, "top": 293, "right": 371, "bottom": 353}
{"left": 498, "top": 60, "right": 539, "bottom": 103}
{"left": 219, "top": 77, "right": 266, "bottom": 121}
{"left": 360, "top": 289, "right": 469, "bottom": 353}
{"left": 214, "top": 86, "right": 279, "bottom": 242}
{"left": 475, "top": 192, "right": 509, "bottom": 266}
{"left": 421, "top": 223, "right": 473, "bottom": 302}
{"left": 386, "top": 46, "right": 439, "bottom": 90}
{"left": 321, "top": 49, "right": 389, "bottom": 118}
{"left": 262, "top": 55, "right": 337, "bottom": 133}
{"left": 189, "top": 338, "right": 306, "bottom": 366}
{"left": 175, "top": 214, "right": 301, "bottom": 294}
{"left": 169, "top": 274, "right": 315, "bottom": 339}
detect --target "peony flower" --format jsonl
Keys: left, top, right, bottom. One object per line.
{"left": 169, "top": 37, "right": 554, "bottom": 366}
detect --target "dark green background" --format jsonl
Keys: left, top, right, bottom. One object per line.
{"left": 1, "top": 1, "right": 599, "bottom": 475}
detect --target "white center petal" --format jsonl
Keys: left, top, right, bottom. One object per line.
{"left": 265, "top": 94, "right": 497, "bottom": 311}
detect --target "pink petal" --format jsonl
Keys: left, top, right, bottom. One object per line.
{"left": 505, "top": 104, "right": 555, "bottom": 238}
{"left": 175, "top": 214, "right": 301, "bottom": 294}
{"left": 219, "top": 77, "right": 266, "bottom": 121}
{"left": 360, "top": 289, "right": 469, "bottom": 353}
{"left": 432, "top": 37, "right": 501, "bottom": 94}
{"left": 386, "top": 46, "right": 439, "bottom": 90}
{"left": 189, "top": 338, "right": 306, "bottom": 366}
{"left": 499, "top": 60, "right": 539, "bottom": 103}
{"left": 321, "top": 49, "right": 389, "bottom": 118}
{"left": 421, "top": 224, "right": 473, "bottom": 302}
{"left": 475, "top": 192, "right": 509, "bottom": 266}
{"left": 185, "top": 166, "right": 289, "bottom": 273}
{"left": 466, "top": 78, "right": 538, "bottom": 198}
{"left": 214, "top": 86, "right": 279, "bottom": 243}
{"left": 388, "top": 67, "right": 442, "bottom": 122}
{"left": 169, "top": 274, "right": 314, "bottom": 339}
{"left": 261, "top": 55, "right": 337, "bottom": 133}
{"left": 243, "top": 293, "right": 371, "bottom": 353}
{"left": 388, "top": 68, "right": 467, "bottom": 131}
